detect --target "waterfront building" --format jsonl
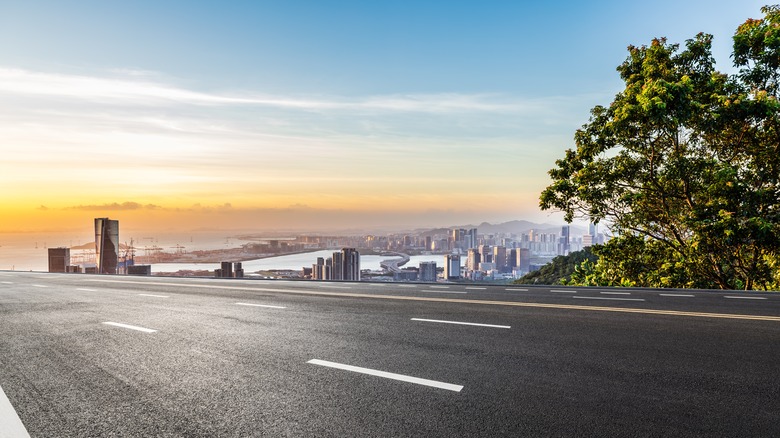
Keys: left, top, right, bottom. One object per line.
{"left": 48, "top": 247, "right": 70, "bottom": 273}
{"left": 94, "top": 217, "right": 119, "bottom": 274}
{"left": 331, "top": 250, "right": 344, "bottom": 280}
{"left": 342, "top": 248, "right": 361, "bottom": 281}
{"left": 418, "top": 261, "right": 437, "bottom": 282}
{"left": 444, "top": 254, "right": 461, "bottom": 280}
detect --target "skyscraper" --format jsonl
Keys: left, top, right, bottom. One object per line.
{"left": 418, "top": 261, "right": 437, "bottom": 282}
{"left": 444, "top": 254, "right": 461, "bottom": 280}
{"left": 341, "top": 248, "right": 361, "bottom": 281}
{"left": 466, "top": 248, "right": 481, "bottom": 271}
{"left": 559, "top": 225, "right": 571, "bottom": 255}
{"left": 493, "top": 246, "right": 507, "bottom": 272}
{"left": 94, "top": 218, "right": 119, "bottom": 274}
{"left": 317, "top": 248, "right": 360, "bottom": 281}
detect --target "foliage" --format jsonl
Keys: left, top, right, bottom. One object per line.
{"left": 540, "top": 6, "right": 780, "bottom": 290}
{"left": 515, "top": 248, "right": 597, "bottom": 285}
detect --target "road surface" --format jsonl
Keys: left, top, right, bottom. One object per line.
{"left": 1, "top": 271, "right": 778, "bottom": 436}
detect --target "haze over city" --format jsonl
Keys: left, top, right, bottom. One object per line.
{"left": 0, "top": 0, "right": 766, "bottom": 235}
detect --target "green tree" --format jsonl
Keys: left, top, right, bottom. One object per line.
{"left": 515, "top": 249, "right": 597, "bottom": 285}
{"left": 540, "top": 6, "right": 780, "bottom": 290}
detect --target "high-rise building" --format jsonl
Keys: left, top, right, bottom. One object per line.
{"left": 317, "top": 248, "right": 360, "bottom": 281}
{"left": 508, "top": 248, "right": 518, "bottom": 269}
{"left": 94, "top": 217, "right": 119, "bottom": 274}
{"left": 342, "top": 248, "right": 361, "bottom": 281}
{"left": 48, "top": 247, "right": 70, "bottom": 273}
{"left": 418, "top": 261, "right": 437, "bottom": 282}
{"left": 479, "top": 245, "right": 492, "bottom": 264}
{"left": 331, "top": 250, "right": 344, "bottom": 280}
{"left": 467, "top": 228, "right": 478, "bottom": 249}
{"left": 518, "top": 248, "right": 531, "bottom": 274}
{"left": 493, "top": 246, "right": 507, "bottom": 272}
{"left": 583, "top": 234, "right": 594, "bottom": 248}
{"left": 559, "top": 225, "right": 571, "bottom": 255}
{"left": 444, "top": 254, "right": 461, "bottom": 280}
{"left": 466, "top": 248, "right": 481, "bottom": 271}
{"left": 312, "top": 257, "right": 325, "bottom": 279}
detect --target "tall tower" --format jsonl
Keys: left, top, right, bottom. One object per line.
{"left": 466, "top": 248, "right": 481, "bottom": 271}
{"left": 95, "top": 218, "right": 119, "bottom": 274}
{"left": 444, "top": 254, "right": 461, "bottom": 280}
{"left": 559, "top": 225, "right": 571, "bottom": 255}
{"left": 342, "top": 248, "right": 361, "bottom": 281}
{"left": 493, "top": 246, "right": 507, "bottom": 272}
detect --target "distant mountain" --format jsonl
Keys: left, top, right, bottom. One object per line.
{"left": 414, "top": 220, "right": 586, "bottom": 238}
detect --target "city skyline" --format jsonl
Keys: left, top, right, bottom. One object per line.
{"left": 0, "top": 0, "right": 766, "bottom": 234}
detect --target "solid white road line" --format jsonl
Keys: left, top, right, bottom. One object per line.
{"left": 236, "top": 302, "right": 287, "bottom": 309}
{"left": 0, "top": 383, "right": 31, "bottom": 438}
{"left": 573, "top": 296, "right": 645, "bottom": 302}
{"left": 601, "top": 291, "right": 632, "bottom": 295}
{"left": 550, "top": 289, "right": 576, "bottom": 293}
{"left": 307, "top": 359, "right": 463, "bottom": 392}
{"left": 77, "top": 288, "right": 98, "bottom": 292}
{"left": 411, "top": 318, "right": 510, "bottom": 329}
{"left": 660, "top": 293, "right": 695, "bottom": 297}
{"left": 465, "top": 287, "right": 486, "bottom": 290}
{"left": 102, "top": 322, "right": 157, "bottom": 333}
{"left": 421, "top": 290, "right": 467, "bottom": 294}
{"left": 505, "top": 288, "right": 528, "bottom": 291}
{"left": 138, "top": 294, "right": 169, "bottom": 298}
{"left": 724, "top": 296, "right": 768, "bottom": 300}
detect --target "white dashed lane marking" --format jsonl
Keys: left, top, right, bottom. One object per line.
{"left": 102, "top": 322, "right": 157, "bottom": 333}
{"left": 236, "top": 302, "right": 287, "bottom": 309}
{"left": 724, "top": 296, "right": 768, "bottom": 300}
{"left": 411, "top": 318, "right": 510, "bottom": 329}
{"left": 573, "top": 296, "right": 645, "bottom": 302}
{"left": 307, "top": 359, "right": 463, "bottom": 392}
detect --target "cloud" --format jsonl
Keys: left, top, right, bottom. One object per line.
{"left": 0, "top": 67, "right": 558, "bottom": 115}
{"left": 65, "top": 202, "right": 162, "bottom": 211}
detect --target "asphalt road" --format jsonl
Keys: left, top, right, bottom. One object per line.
{"left": 1, "top": 271, "right": 779, "bottom": 437}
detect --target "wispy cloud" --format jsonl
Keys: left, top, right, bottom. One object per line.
{"left": 0, "top": 67, "right": 559, "bottom": 114}
{"left": 65, "top": 202, "right": 162, "bottom": 211}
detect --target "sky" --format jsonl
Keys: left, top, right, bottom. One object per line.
{"left": 0, "top": 0, "right": 770, "bottom": 235}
